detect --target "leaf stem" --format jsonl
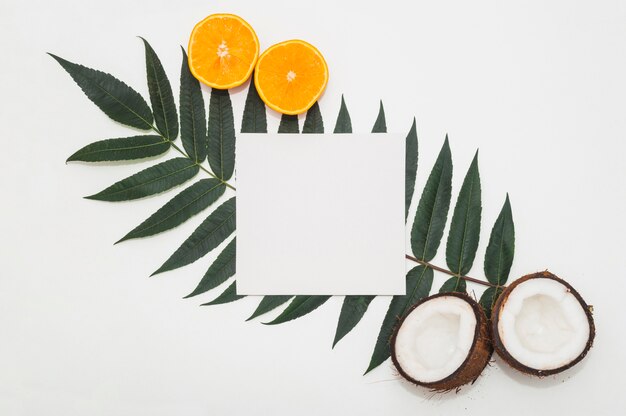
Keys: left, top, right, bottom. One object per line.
{"left": 404, "top": 254, "right": 498, "bottom": 288}
{"left": 151, "top": 126, "right": 237, "bottom": 191}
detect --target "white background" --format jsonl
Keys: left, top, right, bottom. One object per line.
{"left": 237, "top": 134, "right": 405, "bottom": 295}
{"left": 1, "top": 0, "right": 625, "bottom": 414}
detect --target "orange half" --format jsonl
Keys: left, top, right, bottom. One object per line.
{"left": 188, "top": 14, "right": 259, "bottom": 89}
{"left": 254, "top": 40, "right": 329, "bottom": 115}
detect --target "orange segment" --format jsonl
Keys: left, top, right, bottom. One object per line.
{"left": 254, "top": 40, "right": 329, "bottom": 115}
{"left": 188, "top": 14, "right": 259, "bottom": 89}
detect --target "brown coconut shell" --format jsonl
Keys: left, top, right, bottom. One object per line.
{"left": 491, "top": 271, "right": 595, "bottom": 376}
{"left": 390, "top": 292, "right": 493, "bottom": 392}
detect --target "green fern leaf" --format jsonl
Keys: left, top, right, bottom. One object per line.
{"left": 141, "top": 38, "right": 178, "bottom": 140}
{"left": 208, "top": 89, "right": 236, "bottom": 180}
{"left": 410, "top": 137, "right": 453, "bottom": 261}
{"left": 152, "top": 197, "right": 236, "bottom": 275}
{"left": 85, "top": 158, "right": 198, "bottom": 202}
{"left": 484, "top": 195, "right": 515, "bottom": 286}
{"left": 247, "top": 296, "right": 293, "bottom": 321}
{"left": 278, "top": 114, "right": 299, "bottom": 133}
{"left": 185, "top": 238, "right": 236, "bottom": 298}
{"left": 439, "top": 276, "right": 467, "bottom": 293}
{"left": 67, "top": 135, "right": 169, "bottom": 162}
{"left": 264, "top": 296, "right": 331, "bottom": 325}
{"left": 333, "top": 95, "right": 352, "bottom": 133}
{"left": 49, "top": 53, "right": 153, "bottom": 129}
{"left": 241, "top": 77, "right": 267, "bottom": 133}
{"left": 371, "top": 100, "right": 386, "bottom": 133}
{"left": 479, "top": 286, "right": 504, "bottom": 318}
{"left": 333, "top": 296, "right": 374, "bottom": 347}
{"left": 405, "top": 118, "right": 418, "bottom": 220}
{"left": 202, "top": 281, "right": 245, "bottom": 306}
{"left": 302, "top": 102, "right": 324, "bottom": 133}
{"left": 117, "top": 179, "right": 225, "bottom": 243}
{"left": 443, "top": 151, "right": 481, "bottom": 293}
{"left": 179, "top": 47, "right": 207, "bottom": 162}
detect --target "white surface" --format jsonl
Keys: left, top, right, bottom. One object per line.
{"left": 497, "top": 278, "right": 591, "bottom": 370}
{"left": 1, "top": 0, "right": 626, "bottom": 415}
{"left": 394, "top": 296, "right": 477, "bottom": 383}
{"left": 236, "top": 133, "right": 405, "bottom": 295}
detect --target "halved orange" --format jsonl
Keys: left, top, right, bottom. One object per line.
{"left": 188, "top": 14, "right": 259, "bottom": 89}
{"left": 254, "top": 40, "right": 329, "bottom": 115}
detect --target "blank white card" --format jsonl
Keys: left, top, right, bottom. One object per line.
{"left": 236, "top": 133, "right": 405, "bottom": 295}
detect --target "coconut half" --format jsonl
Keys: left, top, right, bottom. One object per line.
{"left": 492, "top": 271, "right": 595, "bottom": 376}
{"left": 391, "top": 292, "right": 492, "bottom": 391}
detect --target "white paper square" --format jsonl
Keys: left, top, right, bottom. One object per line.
{"left": 236, "top": 133, "right": 405, "bottom": 295}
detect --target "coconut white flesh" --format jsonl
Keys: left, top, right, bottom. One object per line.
{"left": 497, "top": 278, "right": 590, "bottom": 371}
{"left": 394, "top": 296, "right": 477, "bottom": 383}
